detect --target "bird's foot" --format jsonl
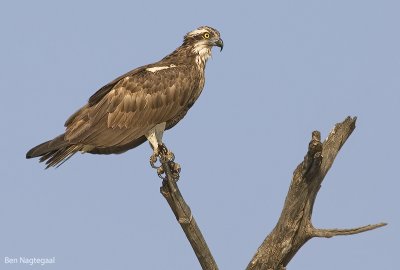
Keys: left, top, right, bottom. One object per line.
{"left": 159, "top": 161, "right": 181, "bottom": 181}
{"left": 149, "top": 143, "right": 180, "bottom": 181}
{"left": 149, "top": 143, "right": 172, "bottom": 168}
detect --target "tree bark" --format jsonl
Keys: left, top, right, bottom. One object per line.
{"left": 246, "top": 116, "right": 386, "bottom": 270}
{"left": 156, "top": 151, "right": 219, "bottom": 270}
{"left": 155, "top": 116, "right": 386, "bottom": 270}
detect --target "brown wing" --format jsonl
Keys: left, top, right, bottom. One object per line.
{"left": 63, "top": 64, "right": 200, "bottom": 149}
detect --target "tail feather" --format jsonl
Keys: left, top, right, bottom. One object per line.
{"left": 43, "top": 145, "right": 81, "bottom": 168}
{"left": 26, "top": 134, "right": 81, "bottom": 168}
{"left": 26, "top": 134, "right": 68, "bottom": 158}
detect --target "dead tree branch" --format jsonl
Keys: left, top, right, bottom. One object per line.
{"left": 246, "top": 116, "right": 387, "bottom": 270}
{"left": 158, "top": 153, "right": 218, "bottom": 270}
{"left": 153, "top": 116, "right": 386, "bottom": 270}
{"left": 310, "top": 223, "right": 387, "bottom": 238}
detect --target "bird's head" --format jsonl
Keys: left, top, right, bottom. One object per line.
{"left": 183, "top": 26, "right": 223, "bottom": 66}
{"left": 183, "top": 26, "right": 223, "bottom": 51}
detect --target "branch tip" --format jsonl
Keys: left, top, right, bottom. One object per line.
{"left": 311, "top": 222, "right": 387, "bottom": 238}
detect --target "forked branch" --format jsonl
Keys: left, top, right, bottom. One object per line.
{"left": 153, "top": 116, "right": 386, "bottom": 270}
{"left": 246, "top": 116, "right": 387, "bottom": 270}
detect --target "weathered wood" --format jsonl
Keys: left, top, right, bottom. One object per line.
{"left": 159, "top": 156, "right": 218, "bottom": 270}
{"left": 246, "top": 116, "right": 386, "bottom": 270}
{"left": 154, "top": 116, "right": 386, "bottom": 270}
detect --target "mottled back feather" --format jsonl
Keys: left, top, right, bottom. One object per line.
{"left": 64, "top": 64, "right": 203, "bottom": 149}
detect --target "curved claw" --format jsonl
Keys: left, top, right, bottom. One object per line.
{"left": 167, "top": 151, "right": 175, "bottom": 162}
{"left": 170, "top": 161, "right": 181, "bottom": 181}
{"left": 157, "top": 167, "right": 166, "bottom": 180}
{"left": 150, "top": 154, "right": 161, "bottom": 169}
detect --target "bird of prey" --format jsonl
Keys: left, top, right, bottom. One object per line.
{"left": 26, "top": 26, "right": 223, "bottom": 168}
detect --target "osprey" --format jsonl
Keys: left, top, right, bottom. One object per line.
{"left": 26, "top": 26, "right": 223, "bottom": 168}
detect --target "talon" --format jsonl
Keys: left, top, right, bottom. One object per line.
{"left": 171, "top": 162, "right": 181, "bottom": 174}
{"left": 169, "top": 161, "right": 181, "bottom": 182}
{"left": 166, "top": 151, "right": 175, "bottom": 162}
{"left": 150, "top": 154, "right": 160, "bottom": 169}
{"left": 157, "top": 167, "right": 165, "bottom": 179}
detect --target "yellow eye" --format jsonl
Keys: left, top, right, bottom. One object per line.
{"left": 203, "top": 32, "right": 210, "bottom": 39}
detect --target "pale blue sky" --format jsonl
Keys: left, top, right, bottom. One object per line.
{"left": 1, "top": 1, "right": 398, "bottom": 269}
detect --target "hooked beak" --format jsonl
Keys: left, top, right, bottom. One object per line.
{"left": 213, "top": 38, "right": 224, "bottom": 51}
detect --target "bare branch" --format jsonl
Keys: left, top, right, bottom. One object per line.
{"left": 151, "top": 117, "right": 386, "bottom": 270}
{"left": 158, "top": 154, "right": 219, "bottom": 270}
{"left": 246, "top": 116, "right": 386, "bottom": 270}
{"left": 309, "top": 223, "right": 387, "bottom": 238}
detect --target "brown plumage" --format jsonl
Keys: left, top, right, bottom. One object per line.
{"left": 26, "top": 26, "right": 223, "bottom": 168}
